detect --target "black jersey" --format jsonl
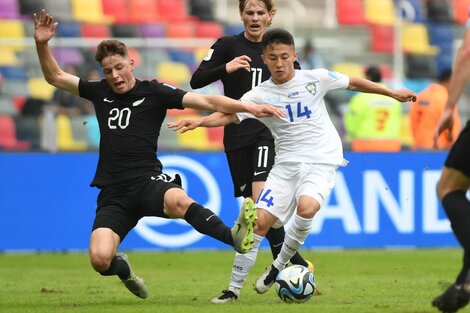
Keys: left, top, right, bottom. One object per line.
{"left": 190, "top": 32, "right": 274, "bottom": 151}
{"left": 79, "top": 79, "right": 186, "bottom": 188}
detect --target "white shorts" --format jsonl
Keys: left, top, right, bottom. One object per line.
{"left": 255, "top": 162, "right": 337, "bottom": 228}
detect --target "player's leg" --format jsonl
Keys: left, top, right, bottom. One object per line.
{"left": 90, "top": 195, "right": 148, "bottom": 299}
{"left": 432, "top": 125, "right": 470, "bottom": 312}
{"left": 254, "top": 163, "right": 336, "bottom": 294}
{"left": 143, "top": 173, "right": 256, "bottom": 254}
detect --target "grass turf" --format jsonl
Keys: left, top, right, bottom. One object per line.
{"left": 0, "top": 249, "right": 467, "bottom": 313}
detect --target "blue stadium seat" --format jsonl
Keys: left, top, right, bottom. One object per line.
{"left": 400, "top": 0, "right": 425, "bottom": 23}
{"left": 0, "top": 66, "right": 27, "bottom": 80}
{"left": 224, "top": 24, "right": 244, "bottom": 36}
{"left": 55, "top": 22, "right": 81, "bottom": 37}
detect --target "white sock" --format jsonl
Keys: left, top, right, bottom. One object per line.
{"left": 228, "top": 233, "right": 263, "bottom": 295}
{"left": 274, "top": 214, "right": 313, "bottom": 269}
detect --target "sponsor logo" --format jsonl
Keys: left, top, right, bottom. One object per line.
{"left": 203, "top": 49, "right": 214, "bottom": 61}
{"left": 103, "top": 98, "right": 114, "bottom": 103}
{"left": 288, "top": 91, "right": 299, "bottom": 97}
{"left": 254, "top": 171, "right": 267, "bottom": 176}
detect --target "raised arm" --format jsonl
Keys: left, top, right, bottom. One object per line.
{"left": 33, "top": 9, "right": 79, "bottom": 95}
{"left": 347, "top": 77, "right": 417, "bottom": 102}
{"left": 181, "top": 92, "right": 284, "bottom": 118}
{"left": 433, "top": 26, "right": 470, "bottom": 146}
{"left": 168, "top": 112, "right": 238, "bottom": 133}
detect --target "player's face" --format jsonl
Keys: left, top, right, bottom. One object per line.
{"left": 262, "top": 43, "right": 297, "bottom": 84}
{"left": 240, "top": 0, "right": 273, "bottom": 42}
{"left": 100, "top": 54, "right": 136, "bottom": 94}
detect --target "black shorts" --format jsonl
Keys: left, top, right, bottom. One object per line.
{"left": 445, "top": 120, "right": 470, "bottom": 177}
{"left": 92, "top": 172, "right": 182, "bottom": 241}
{"left": 226, "top": 139, "right": 275, "bottom": 198}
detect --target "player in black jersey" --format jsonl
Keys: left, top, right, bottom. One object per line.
{"left": 190, "top": 0, "right": 312, "bottom": 303}
{"left": 33, "top": 9, "right": 283, "bottom": 300}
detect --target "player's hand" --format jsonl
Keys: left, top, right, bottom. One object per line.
{"left": 433, "top": 107, "right": 454, "bottom": 149}
{"left": 247, "top": 104, "right": 285, "bottom": 118}
{"left": 226, "top": 55, "right": 252, "bottom": 74}
{"left": 167, "top": 119, "right": 201, "bottom": 133}
{"left": 390, "top": 89, "right": 417, "bottom": 102}
{"left": 33, "top": 9, "right": 58, "bottom": 43}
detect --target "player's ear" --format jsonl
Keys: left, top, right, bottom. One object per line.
{"left": 129, "top": 58, "right": 135, "bottom": 71}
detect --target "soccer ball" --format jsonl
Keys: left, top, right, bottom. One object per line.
{"left": 274, "top": 265, "right": 316, "bottom": 303}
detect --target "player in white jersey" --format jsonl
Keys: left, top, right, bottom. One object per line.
{"left": 169, "top": 28, "right": 416, "bottom": 297}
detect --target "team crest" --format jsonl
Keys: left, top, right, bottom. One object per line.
{"left": 305, "top": 83, "right": 317, "bottom": 95}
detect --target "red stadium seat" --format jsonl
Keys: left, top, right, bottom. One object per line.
{"left": 336, "top": 0, "right": 366, "bottom": 25}
{"left": 0, "top": 115, "right": 31, "bottom": 151}
{"left": 157, "top": 0, "right": 190, "bottom": 21}
{"left": 128, "top": 0, "right": 160, "bottom": 23}
{"left": 195, "top": 21, "right": 224, "bottom": 38}
{"left": 370, "top": 25, "right": 394, "bottom": 53}
{"left": 453, "top": 0, "right": 470, "bottom": 25}
{"left": 166, "top": 21, "right": 196, "bottom": 38}
{"left": 81, "top": 23, "right": 111, "bottom": 38}
{"left": 102, "top": 0, "right": 129, "bottom": 23}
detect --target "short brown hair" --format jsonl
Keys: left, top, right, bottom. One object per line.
{"left": 95, "top": 40, "right": 129, "bottom": 64}
{"left": 239, "top": 0, "right": 276, "bottom": 26}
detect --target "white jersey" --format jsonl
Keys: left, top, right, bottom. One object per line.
{"left": 237, "top": 69, "right": 349, "bottom": 166}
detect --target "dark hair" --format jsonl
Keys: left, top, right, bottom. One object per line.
{"left": 95, "top": 40, "right": 129, "bottom": 64}
{"left": 365, "top": 66, "right": 382, "bottom": 83}
{"left": 262, "top": 28, "right": 295, "bottom": 50}
{"left": 437, "top": 68, "right": 452, "bottom": 82}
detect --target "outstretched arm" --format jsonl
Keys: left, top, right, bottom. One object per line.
{"left": 34, "top": 9, "right": 79, "bottom": 95}
{"left": 347, "top": 77, "right": 417, "bottom": 102}
{"left": 433, "top": 26, "right": 470, "bottom": 146}
{"left": 181, "top": 92, "right": 284, "bottom": 118}
{"left": 168, "top": 112, "right": 238, "bottom": 133}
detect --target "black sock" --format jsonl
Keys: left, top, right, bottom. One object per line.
{"left": 265, "top": 226, "right": 308, "bottom": 267}
{"left": 442, "top": 190, "right": 470, "bottom": 284}
{"left": 184, "top": 202, "right": 233, "bottom": 246}
{"left": 99, "top": 256, "right": 130, "bottom": 280}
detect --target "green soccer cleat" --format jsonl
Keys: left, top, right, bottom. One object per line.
{"left": 231, "top": 198, "right": 257, "bottom": 254}
{"left": 116, "top": 252, "right": 148, "bottom": 299}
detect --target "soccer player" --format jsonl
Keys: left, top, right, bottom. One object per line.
{"left": 33, "top": 9, "right": 284, "bottom": 299}
{"left": 169, "top": 28, "right": 416, "bottom": 296}
{"left": 431, "top": 10, "right": 470, "bottom": 313}
{"left": 190, "top": 0, "right": 312, "bottom": 303}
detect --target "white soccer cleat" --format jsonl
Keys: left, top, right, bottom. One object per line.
{"left": 254, "top": 265, "right": 279, "bottom": 294}
{"left": 116, "top": 252, "right": 148, "bottom": 299}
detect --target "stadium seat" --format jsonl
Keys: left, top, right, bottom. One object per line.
{"left": 224, "top": 24, "right": 245, "bottom": 36}
{"left": 102, "top": 0, "right": 129, "bottom": 23}
{"left": 173, "top": 114, "right": 221, "bottom": 151}
{"left": 156, "top": 61, "right": 191, "bottom": 87}
{"left": 81, "top": 23, "right": 111, "bottom": 38}
{"left": 400, "top": 0, "right": 424, "bottom": 23}
{"left": 0, "top": 66, "right": 27, "bottom": 80}
{"left": 70, "top": 0, "right": 114, "bottom": 24}
{"left": 166, "top": 21, "right": 196, "bottom": 38}
{"left": 370, "top": 25, "right": 394, "bottom": 53}
{"left": 364, "top": 0, "right": 395, "bottom": 26}
{"left": 27, "top": 77, "right": 56, "bottom": 101}
{"left": 54, "top": 22, "right": 82, "bottom": 38}
{"left": 332, "top": 62, "right": 365, "bottom": 78}
{"left": 405, "top": 55, "right": 436, "bottom": 78}
{"left": 138, "top": 23, "right": 166, "bottom": 38}
{"left": 52, "top": 47, "right": 84, "bottom": 66}
{"left": 157, "top": 0, "right": 189, "bottom": 21}
{"left": 19, "top": 0, "right": 44, "bottom": 17}
{"left": 425, "top": 0, "right": 452, "bottom": 23}
{"left": 0, "top": 115, "right": 31, "bottom": 151}
{"left": 167, "top": 49, "right": 196, "bottom": 67}
{"left": 207, "top": 126, "right": 224, "bottom": 150}
{"left": 14, "top": 115, "right": 41, "bottom": 150}
{"left": 195, "top": 21, "right": 224, "bottom": 38}
{"left": 0, "top": 0, "right": 20, "bottom": 19}
{"left": 453, "top": 0, "right": 470, "bottom": 24}
{"left": 336, "top": 0, "right": 366, "bottom": 25}
{"left": 0, "top": 20, "right": 25, "bottom": 51}
{"left": 0, "top": 49, "right": 20, "bottom": 66}
{"left": 111, "top": 24, "right": 140, "bottom": 37}
{"left": 56, "top": 114, "right": 88, "bottom": 151}
{"left": 402, "top": 23, "right": 439, "bottom": 56}
{"left": 128, "top": 0, "right": 159, "bottom": 23}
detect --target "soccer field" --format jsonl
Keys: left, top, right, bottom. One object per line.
{"left": 0, "top": 249, "right": 466, "bottom": 313}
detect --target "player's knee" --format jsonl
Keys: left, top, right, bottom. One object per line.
{"left": 164, "top": 189, "right": 193, "bottom": 218}
{"left": 89, "top": 250, "right": 112, "bottom": 272}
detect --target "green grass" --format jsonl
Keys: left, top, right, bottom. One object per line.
{"left": 0, "top": 249, "right": 467, "bottom": 313}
